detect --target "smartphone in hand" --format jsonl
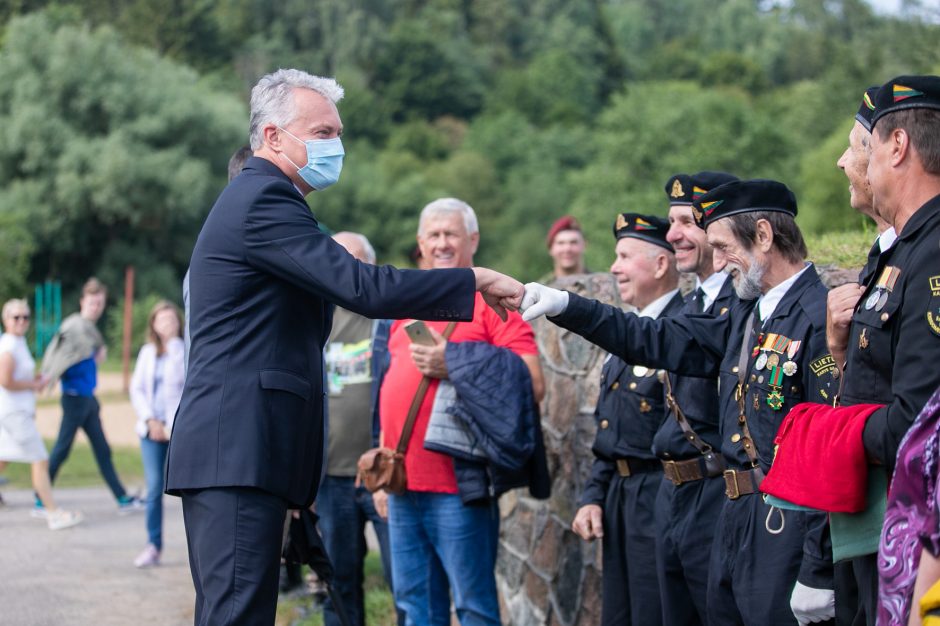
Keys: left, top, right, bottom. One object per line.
{"left": 404, "top": 320, "right": 437, "bottom": 346}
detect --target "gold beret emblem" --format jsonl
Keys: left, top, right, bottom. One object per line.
{"left": 615, "top": 214, "right": 628, "bottom": 231}
{"left": 670, "top": 179, "right": 684, "bottom": 198}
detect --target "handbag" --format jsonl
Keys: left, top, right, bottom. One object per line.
{"left": 356, "top": 322, "right": 457, "bottom": 494}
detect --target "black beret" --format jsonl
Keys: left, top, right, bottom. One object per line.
{"left": 691, "top": 179, "right": 797, "bottom": 230}
{"left": 855, "top": 86, "right": 880, "bottom": 132}
{"left": 871, "top": 75, "right": 940, "bottom": 129}
{"left": 664, "top": 171, "right": 739, "bottom": 205}
{"left": 613, "top": 213, "right": 673, "bottom": 252}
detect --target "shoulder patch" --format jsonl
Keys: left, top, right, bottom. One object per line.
{"left": 809, "top": 354, "right": 836, "bottom": 377}
{"left": 928, "top": 307, "right": 940, "bottom": 337}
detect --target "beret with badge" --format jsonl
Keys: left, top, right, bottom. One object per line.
{"left": 664, "top": 171, "right": 740, "bottom": 206}
{"left": 613, "top": 212, "right": 673, "bottom": 251}
{"left": 546, "top": 215, "right": 582, "bottom": 248}
{"left": 855, "top": 85, "right": 880, "bottom": 132}
{"left": 870, "top": 74, "right": 940, "bottom": 129}
{"left": 691, "top": 179, "right": 798, "bottom": 230}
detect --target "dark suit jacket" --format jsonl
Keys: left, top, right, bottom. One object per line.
{"left": 166, "top": 157, "right": 475, "bottom": 507}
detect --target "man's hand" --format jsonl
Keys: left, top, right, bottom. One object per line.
{"left": 790, "top": 582, "right": 835, "bottom": 625}
{"left": 373, "top": 490, "right": 389, "bottom": 520}
{"left": 571, "top": 504, "right": 604, "bottom": 541}
{"left": 827, "top": 283, "right": 865, "bottom": 369}
{"left": 521, "top": 282, "right": 569, "bottom": 322}
{"left": 472, "top": 267, "right": 524, "bottom": 321}
{"left": 409, "top": 327, "right": 449, "bottom": 379}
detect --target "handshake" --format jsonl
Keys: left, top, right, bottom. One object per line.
{"left": 472, "top": 268, "right": 568, "bottom": 322}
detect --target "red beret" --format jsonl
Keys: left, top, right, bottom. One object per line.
{"left": 546, "top": 215, "right": 582, "bottom": 248}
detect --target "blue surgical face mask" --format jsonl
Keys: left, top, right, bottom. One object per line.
{"left": 278, "top": 127, "right": 345, "bottom": 191}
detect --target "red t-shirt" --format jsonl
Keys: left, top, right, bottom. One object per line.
{"left": 379, "top": 292, "right": 538, "bottom": 493}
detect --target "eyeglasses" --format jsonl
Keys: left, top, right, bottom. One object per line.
{"left": 11, "top": 315, "right": 30, "bottom": 321}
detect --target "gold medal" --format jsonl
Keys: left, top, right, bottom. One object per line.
{"left": 766, "top": 353, "right": 780, "bottom": 369}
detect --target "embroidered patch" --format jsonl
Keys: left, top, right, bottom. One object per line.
{"left": 809, "top": 354, "right": 836, "bottom": 377}
{"left": 928, "top": 307, "right": 940, "bottom": 337}
{"left": 930, "top": 275, "right": 940, "bottom": 297}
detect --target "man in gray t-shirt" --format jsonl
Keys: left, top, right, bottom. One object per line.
{"left": 317, "top": 232, "right": 399, "bottom": 626}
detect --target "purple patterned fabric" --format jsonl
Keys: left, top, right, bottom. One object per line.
{"left": 878, "top": 385, "right": 940, "bottom": 625}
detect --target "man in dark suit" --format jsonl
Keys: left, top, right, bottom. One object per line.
{"left": 165, "top": 68, "right": 523, "bottom": 625}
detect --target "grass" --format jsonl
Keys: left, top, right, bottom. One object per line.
{"left": 276, "top": 551, "right": 398, "bottom": 626}
{"left": 805, "top": 229, "right": 875, "bottom": 269}
{"left": 0, "top": 438, "right": 143, "bottom": 489}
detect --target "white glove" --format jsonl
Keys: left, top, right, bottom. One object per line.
{"left": 790, "top": 582, "right": 835, "bottom": 625}
{"left": 521, "top": 282, "right": 569, "bottom": 322}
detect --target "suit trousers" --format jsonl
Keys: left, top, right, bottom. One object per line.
{"left": 654, "top": 475, "right": 725, "bottom": 625}
{"left": 181, "top": 487, "right": 288, "bottom": 625}
{"left": 600, "top": 472, "right": 663, "bottom": 626}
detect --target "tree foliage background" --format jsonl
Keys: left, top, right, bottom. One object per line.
{"left": 1, "top": 0, "right": 939, "bottom": 312}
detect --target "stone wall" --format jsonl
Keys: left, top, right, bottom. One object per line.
{"left": 497, "top": 273, "right": 622, "bottom": 626}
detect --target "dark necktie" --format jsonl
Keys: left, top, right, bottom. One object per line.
{"left": 691, "top": 287, "right": 706, "bottom": 314}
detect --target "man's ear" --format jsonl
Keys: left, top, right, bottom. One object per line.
{"left": 469, "top": 232, "right": 480, "bottom": 256}
{"left": 755, "top": 219, "right": 774, "bottom": 253}
{"left": 262, "top": 124, "right": 282, "bottom": 151}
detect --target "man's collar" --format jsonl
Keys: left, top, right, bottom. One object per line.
{"left": 639, "top": 288, "right": 680, "bottom": 319}
{"left": 758, "top": 263, "right": 811, "bottom": 321}
{"left": 696, "top": 272, "right": 727, "bottom": 307}
{"left": 878, "top": 227, "right": 897, "bottom": 252}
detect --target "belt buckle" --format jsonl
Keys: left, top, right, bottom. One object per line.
{"left": 723, "top": 469, "right": 740, "bottom": 500}
{"left": 662, "top": 460, "right": 681, "bottom": 486}
{"left": 616, "top": 459, "right": 631, "bottom": 477}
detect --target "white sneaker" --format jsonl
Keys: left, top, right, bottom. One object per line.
{"left": 47, "top": 509, "right": 83, "bottom": 531}
{"left": 134, "top": 544, "right": 160, "bottom": 568}
{"left": 30, "top": 506, "right": 48, "bottom": 519}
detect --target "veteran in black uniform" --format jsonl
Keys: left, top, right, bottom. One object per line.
{"left": 523, "top": 179, "right": 837, "bottom": 625}
{"left": 655, "top": 170, "right": 739, "bottom": 625}
{"left": 571, "top": 213, "right": 682, "bottom": 626}
{"left": 831, "top": 75, "right": 940, "bottom": 626}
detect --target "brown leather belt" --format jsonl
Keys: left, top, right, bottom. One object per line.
{"left": 615, "top": 458, "right": 662, "bottom": 478}
{"left": 661, "top": 457, "right": 713, "bottom": 486}
{"left": 723, "top": 467, "right": 765, "bottom": 500}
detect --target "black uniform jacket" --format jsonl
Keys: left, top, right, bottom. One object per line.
{"left": 581, "top": 291, "right": 685, "bottom": 506}
{"left": 166, "top": 157, "right": 475, "bottom": 507}
{"left": 842, "top": 194, "right": 940, "bottom": 472}
{"left": 653, "top": 275, "right": 738, "bottom": 460}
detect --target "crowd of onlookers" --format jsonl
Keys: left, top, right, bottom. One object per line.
{"left": 3, "top": 71, "right": 940, "bottom": 626}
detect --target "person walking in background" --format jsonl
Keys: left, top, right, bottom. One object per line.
{"left": 39, "top": 277, "right": 142, "bottom": 514}
{"left": 0, "top": 298, "right": 83, "bottom": 530}
{"left": 129, "top": 300, "right": 185, "bottom": 568}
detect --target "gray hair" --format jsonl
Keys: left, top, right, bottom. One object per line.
{"left": 333, "top": 231, "right": 376, "bottom": 264}
{"left": 2, "top": 298, "right": 29, "bottom": 319}
{"left": 418, "top": 198, "right": 479, "bottom": 236}
{"left": 248, "top": 69, "right": 345, "bottom": 150}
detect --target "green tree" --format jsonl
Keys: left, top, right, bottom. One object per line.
{"left": 0, "top": 12, "right": 245, "bottom": 295}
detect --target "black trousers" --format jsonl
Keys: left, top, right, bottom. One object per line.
{"left": 181, "top": 487, "right": 288, "bottom": 625}
{"left": 654, "top": 476, "right": 726, "bottom": 625}
{"left": 834, "top": 554, "right": 878, "bottom": 626}
{"left": 600, "top": 471, "right": 663, "bottom": 626}
{"left": 707, "top": 495, "right": 809, "bottom": 625}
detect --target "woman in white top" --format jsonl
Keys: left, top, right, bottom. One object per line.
{"left": 129, "top": 300, "right": 185, "bottom": 567}
{"left": 0, "top": 299, "right": 83, "bottom": 530}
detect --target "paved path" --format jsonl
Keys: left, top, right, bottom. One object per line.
{"left": 0, "top": 486, "right": 195, "bottom": 625}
